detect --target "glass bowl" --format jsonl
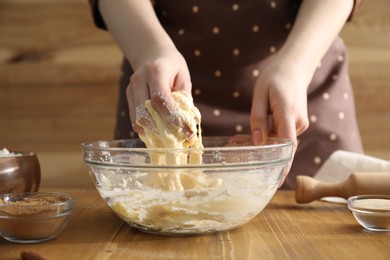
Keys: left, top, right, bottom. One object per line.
{"left": 348, "top": 195, "right": 390, "bottom": 232}
{"left": 81, "top": 136, "right": 293, "bottom": 236}
{"left": 0, "top": 192, "right": 76, "bottom": 243}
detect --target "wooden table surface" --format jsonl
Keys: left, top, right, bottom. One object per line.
{"left": 1, "top": 189, "right": 389, "bottom": 260}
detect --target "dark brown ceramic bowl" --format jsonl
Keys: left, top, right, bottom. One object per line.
{"left": 0, "top": 151, "right": 41, "bottom": 194}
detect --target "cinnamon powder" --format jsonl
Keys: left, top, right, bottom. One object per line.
{"left": 0, "top": 196, "right": 70, "bottom": 215}
{"left": 0, "top": 195, "right": 73, "bottom": 242}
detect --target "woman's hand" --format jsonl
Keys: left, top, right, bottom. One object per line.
{"left": 250, "top": 55, "right": 311, "bottom": 145}
{"left": 98, "top": 0, "right": 195, "bottom": 137}
{"left": 250, "top": 0, "right": 354, "bottom": 184}
{"left": 126, "top": 47, "right": 193, "bottom": 137}
{"left": 250, "top": 54, "right": 312, "bottom": 182}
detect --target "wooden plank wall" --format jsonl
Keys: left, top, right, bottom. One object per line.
{"left": 0, "top": 0, "right": 122, "bottom": 153}
{"left": 1, "top": 0, "right": 389, "bottom": 159}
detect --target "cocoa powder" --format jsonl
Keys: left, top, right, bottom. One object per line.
{"left": 0, "top": 195, "right": 74, "bottom": 242}
{"left": 0, "top": 196, "right": 70, "bottom": 215}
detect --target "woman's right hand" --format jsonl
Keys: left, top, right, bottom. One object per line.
{"left": 98, "top": 0, "right": 195, "bottom": 138}
{"left": 126, "top": 47, "right": 194, "bottom": 138}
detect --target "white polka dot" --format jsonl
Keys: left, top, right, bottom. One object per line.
{"left": 270, "top": 46, "right": 276, "bottom": 53}
{"left": 332, "top": 74, "right": 339, "bottom": 81}
{"left": 233, "top": 48, "right": 240, "bottom": 56}
{"left": 232, "top": 91, "right": 240, "bottom": 98}
{"left": 120, "top": 110, "right": 126, "bottom": 117}
{"left": 214, "top": 70, "right": 222, "bottom": 77}
{"left": 252, "top": 69, "right": 259, "bottom": 77}
{"left": 232, "top": 4, "right": 239, "bottom": 11}
{"left": 178, "top": 29, "right": 185, "bottom": 35}
{"left": 310, "top": 115, "right": 317, "bottom": 123}
{"left": 338, "top": 112, "right": 345, "bottom": 120}
{"left": 194, "top": 88, "right": 201, "bottom": 95}
{"left": 194, "top": 49, "right": 201, "bottom": 57}
{"left": 337, "top": 55, "right": 344, "bottom": 62}
{"left": 213, "top": 109, "right": 221, "bottom": 116}
{"left": 235, "top": 124, "right": 243, "bottom": 132}
{"left": 192, "top": 5, "right": 199, "bottom": 13}
{"left": 285, "top": 23, "right": 291, "bottom": 30}
{"left": 252, "top": 25, "right": 260, "bottom": 33}
{"left": 314, "top": 156, "right": 321, "bottom": 164}
{"left": 343, "top": 92, "right": 349, "bottom": 99}
{"left": 270, "top": 1, "right": 277, "bottom": 8}
{"left": 329, "top": 133, "right": 337, "bottom": 141}
{"left": 212, "top": 26, "right": 220, "bottom": 34}
{"left": 322, "top": 92, "right": 330, "bottom": 100}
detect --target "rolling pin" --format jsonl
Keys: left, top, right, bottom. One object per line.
{"left": 295, "top": 172, "right": 390, "bottom": 203}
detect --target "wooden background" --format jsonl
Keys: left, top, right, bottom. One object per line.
{"left": 1, "top": 0, "right": 390, "bottom": 159}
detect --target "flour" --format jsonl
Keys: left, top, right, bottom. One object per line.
{"left": 0, "top": 148, "right": 21, "bottom": 157}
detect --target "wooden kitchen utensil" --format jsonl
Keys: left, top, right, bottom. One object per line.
{"left": 295, "top": 172, "right": 390, "bottom": 203}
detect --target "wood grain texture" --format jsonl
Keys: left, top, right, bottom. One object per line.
{"left": 340, "top": 0, "right": 390, "bottom": 158}
{"left": 0, "top": 0, "right": 121, "bottom": 152}
{"left": 0, "top": 0, "right": 389, "bottom": 159}
{"left": 0, "top": 190, "right": 389, "bottom": 259}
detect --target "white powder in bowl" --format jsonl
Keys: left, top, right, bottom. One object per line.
{"left": 353, "top": 199, "right": 390, "bottom": 211}
{"left": 0, "top": 148, "right": 22, "bottom": 157}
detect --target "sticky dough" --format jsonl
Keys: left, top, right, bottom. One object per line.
{"left": 135, "top": 91, "right": 218, "bottom": 192}
{"left": 137, "top": 91, "right": 202, "bottom": 151}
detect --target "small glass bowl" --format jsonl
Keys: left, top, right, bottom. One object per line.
{"left": 348, "top": 195, "right": 390, "bottom": 232}
{"left": 0, "top": 192, "right": 76, "bottom": 243}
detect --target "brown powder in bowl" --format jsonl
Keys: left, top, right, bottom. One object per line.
{"left": 0, "top": 194, "right": 75, "bottom": 243}
{"left": 0, "top": 196, "right": 69, "bottom": 205}
{"left": 0, "top": 196, "right": 71, "bottom": 216}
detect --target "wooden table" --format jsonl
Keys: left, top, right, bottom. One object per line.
{"left": 1, "top": 189, "right": 389, "bottom": 260}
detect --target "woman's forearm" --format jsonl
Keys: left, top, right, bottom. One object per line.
{"left": 98, "top": 0, "right": 176, "bottom": 69}
{"left": 278, "top": 0, "right": 353, "bottom": 74}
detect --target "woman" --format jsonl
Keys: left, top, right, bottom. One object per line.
{"left": 88, "top": 0, "right": 364, "bottom": 188}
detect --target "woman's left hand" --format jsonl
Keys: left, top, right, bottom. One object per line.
{"left": 250, "top": 54, "right": 314, "bottom": 181}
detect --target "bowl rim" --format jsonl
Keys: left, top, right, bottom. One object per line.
{"left": 81, "top": 137, "right": 293, "bottom": 169}
{"left": 347, "top": 195, "right": 390, "bottom": 214}
{"left": 0, "top": 151, "right": 36, "bottom": 158}
{"left": 81, "top": 136, "right": 293, "bottom": 152}
{"left": 0, "top": 192, "right": 76, "bottom": 208}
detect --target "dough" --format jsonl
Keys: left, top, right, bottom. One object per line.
{"left": 137, "top": 91, "right": 202, "bottom": 151}
{"left": 135, "top": 91, "right": 215, "bottom": 192}
{"left": 99, "top": 91, "right": 277, "bottom": 234}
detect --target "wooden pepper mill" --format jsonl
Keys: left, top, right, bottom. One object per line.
{"left": 295, "top": 172, "right": 390, "bottom": 203}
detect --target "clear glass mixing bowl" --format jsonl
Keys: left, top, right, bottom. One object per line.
{"left": 81, "top": 136, "right": 293, "bottom": 236}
